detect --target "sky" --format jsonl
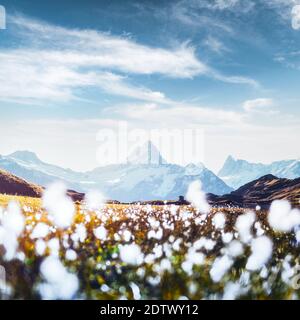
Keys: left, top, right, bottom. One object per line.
{"left": 0, "top": 0, "right": 299, "bottom": 173}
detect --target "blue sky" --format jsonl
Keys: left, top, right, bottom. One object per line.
{"left": 0, "top": 0, "right": 299, "bottom": 173}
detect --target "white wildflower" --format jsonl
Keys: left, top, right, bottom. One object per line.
{"left": 48, "top": 238, "right": 60, "bottom": 257}
{"left": 235, "top": 211, "right": 255, "bottom": 243}
{"left": 212, "top": 213, "right": 226, "bottom": 229}
{"left": 223, "top": 282, "right": 244, "bottom": 300}
{"left": 94, "top": 225, "right": 107, "bottom": 240}
{"left": 119, "top": 243, "right": 143, "bottom": 266}
{"left": 130, "top": 282, "right": 141, "bottom": 300}
{"left": 210, "top": 255, "right": 233, "bottom": 282}
{"left": 246, "top": 236, "right": 273, "bottom": 271}
{"left": 42, "top": 182, "right": 75, "bottom": 229}
{"left": 35, "top": 239, "right": 46, "bottom": 256}
{"left": 186, "top": 181, "right": 210, "bottom": 214}
{"left": 84, "top": 190, "right": 105, "bottom": 211}
{"left": 227, "top": 240, "right": 244, "bottom": 258}
{"left": 268, "top": 200, "right": 300, "bottom": 232}
{"left": 65, "top": 249, "right": 77, "bottom": 261}
{"left": 31, "top": 223, "right": 49, "bottom": 239}
{"left": 39, "top": 256, "right": 79, "bottom": 299}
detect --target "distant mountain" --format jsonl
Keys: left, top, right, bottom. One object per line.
{"left": 218, "top": 156, "right": 300, "bottom": 189}
{"left": 86, "top": 162, "right": 232, "bottom": 202}
{"left": 9, "top": 150, "right": 42, "bottom": 163}
{"left": 1, "top": 167, "right": 298, "bottom": 209}
{"left": 207, "top": 174, "right": 300, "bottom": 209}
{"left": 0, "top": 143, "right": 232, "bottom": 201}
{"left": 0, "top": 151, "right": 84, "bottom": 191}
{"left": 0, "top": 169, "right": 42, "bottom": 198}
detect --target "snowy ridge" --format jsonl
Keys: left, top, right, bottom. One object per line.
{"left": 0, "top": 144, "right": 232, "bottom": 201}
{"left": 218, "top": 156, "right": 300, "bottom": 189}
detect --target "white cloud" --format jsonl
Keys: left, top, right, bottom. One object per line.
{"left": 0, "top": 50, "right": 169, "bottom": 104}
{"left": 0, "top": 14, "right": 206, "bottom": 104}
{"left": 0, "top": 14, "right": 259, "bottom": 103}
{"left": 213, "top": 0, "right": 255, "bottom": 12}
{"left": 171, "top": 1, "right": 234, "bottom": 32}
{"left": 243, "top": 98, "right": 274, "bottom": 112}
{"left": 176, "top": 1, "right": 299, "bottom": 32}
{"left": 10, "top": 15, "right": 206, "bottom": 78}
{"left": 265, "top": 0, "right": 300, "bottom": 30}
{"left": 176, "top": 0, "right": 254, "bottom": 12}
{"left": 212, "top": 72, "right": 259, "bottom": 87}
{"left": 107, "top": 102, "right": 244, "bottom": 127}
{"left": 203, "top": 36, "right": 229, "bottom": 54}
{"left": 172, "top": 0, "right": 254, "bottom": 31}
{"left": 292, "top": 5, "right": 300, "bottom": 30}
{"left": 214, "top": 0, "right": 240, "bottom": 10}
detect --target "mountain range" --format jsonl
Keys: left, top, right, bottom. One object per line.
{"left": 218, "top": 156, "right": 300, "bottom": 189}
{"left": 0, "top": 142, "right": 232, "bottom": 202}
{"left": 0, "top": 143, "right": 299, "bottom": 202}
{"left": 1, "top": 169, "right": 298, "bottom": 209}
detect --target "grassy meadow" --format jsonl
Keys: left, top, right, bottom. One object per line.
{"left": 0, "top": 194, "right": 299, "bottom": 300}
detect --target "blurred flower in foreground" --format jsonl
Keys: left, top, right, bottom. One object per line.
{"left": 39, "top": 255, "right": 79, "bottom": 299}
{"left": 268, "top": 200, "right": 300, "bottom": 232}
{"left": 186, "top": 180, "right": 210, "bottom": 214}
{"left": 42, "top": 182, "right": 75, "bottom": 229}
{"left": 84, "top": 190, "right": 106, "bottom": 211}
{"left": 0, "top": 201, "right": 25, "bottom": 260}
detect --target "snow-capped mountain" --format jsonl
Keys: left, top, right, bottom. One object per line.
{"left": 0, "top": 143, "right": 233, "bottom": 201}
{"left": 218, "top": 155, "right": 300, "bottom": 189}
{"left": 0, "top": 151, "right": 83, "bottom": 190}
{"left": 85, "top": 162, "right": 232, "bottom": 202}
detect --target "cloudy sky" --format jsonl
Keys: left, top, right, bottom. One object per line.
{"left": 0, "top": 0, "right": 299, "bottom": 173}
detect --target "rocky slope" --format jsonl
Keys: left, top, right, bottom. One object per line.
{"left": 0, "top": 169, "right": 84, "bottom": 201}
{"left": 0, "top": 169, "right": 43, "bottom": 198}
{"left": 207, "top": 174, "right": 300, "bottom": 208}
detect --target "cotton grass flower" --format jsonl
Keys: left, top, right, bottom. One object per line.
{"left": 268, "top": 200, "right": 300, "bottom": 232}
{"left": 119, "top": 243, "right": 143, "bottom": 266}
{"left": 0, "top": 201, "right": 25, "bottom": 260}
{"left": 39, "top": 256, "right": 79, "bottom": 299}
{"left": 94, "top": 225, "right": 107, "bottom": 240}
{"left": 84, "top": 190, "right": 105, "bottom": 211}
{"left": 35, "top": 239, "right": 46, "bottom": 256}
{"left": 2, "top": 201, "right": 25, "bottom": 236}
{"left": 31, "top": 223, "right": 49, "bottom": 239}
{"left": 227, "top": 240, "right": 243, "bottom": 258}
{"left": 42, "top": 182, "right": 75, "bottom": 229}
{"left": 246, "top": 236, "right": 273, "bottom": 271}
{"left": 235, "top": 211, "right": 255, "bottom": 243}
{"left": 212, "top": 212, "right": 226, "bottom": 229}
{"left": 210, "top": 255, "right": 233, "bottom": 283}
{"left": 65, "top": 249, "right": 77, "bottom": 261}
{"left": 223, "top": 282, "right": 245, "bottom": 300}
{"left": 186, "top": 180, "right": 210, "bottom": 214}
